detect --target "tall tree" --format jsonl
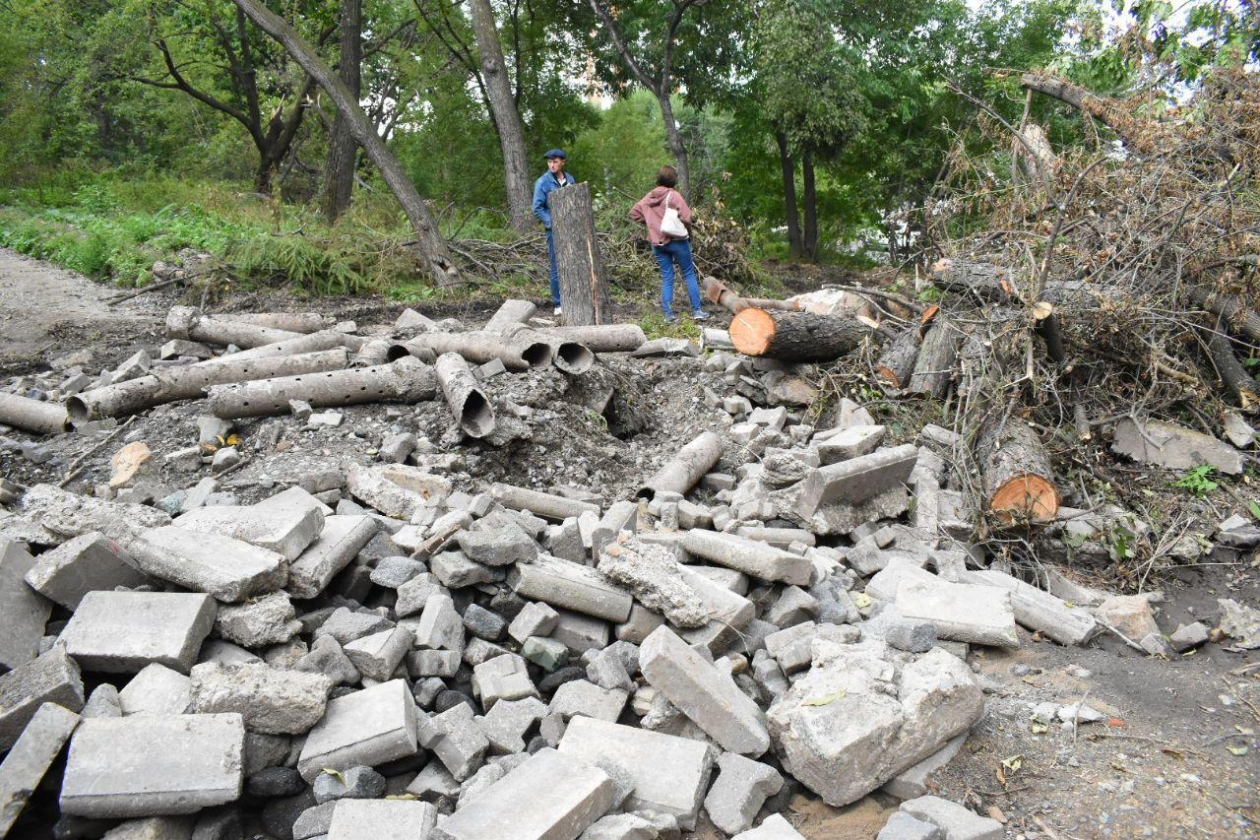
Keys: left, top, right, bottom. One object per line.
{"left": 323, "top": 0, "right": 361, "bottom": 222}
{"left": 231, "top": 0, "right": 463, "bottom": 286}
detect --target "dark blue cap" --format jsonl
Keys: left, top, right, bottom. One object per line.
{"left": 544, "top": 148, "right": 566, "bottom": 160}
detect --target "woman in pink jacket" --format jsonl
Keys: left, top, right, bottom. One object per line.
{"left": 630, "top": 166, "right": 709, "bottom": 324}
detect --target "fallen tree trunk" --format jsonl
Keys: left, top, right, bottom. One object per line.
{"left": 905, "top": 318, "right": 960, "bottom": 399}
{"left": 552, "top": 183, "right": 609, "bottom": 326}
{"left": 435, "top": 353, "right": 496, "bottom": 439}
{"left": 701, "top": 275, "right": 801, "bottom": 314}
{"left": 387, "top": 331, "right": 553, "bottom": 372}
{"left": 1021, "top": 72, "right": 1159, "bottom": 156}
{"left": 545, "top": 325, "right": 647, "bottom": 353}
{"left": 216, "top": 312, "right": 326, "bottom": 333}
{"left": 728, "top": 308, "right": 872, "bottom": 363}
{"left": 206, "top": 356, "right": 437, "bottom": 419}
{"left": 876, "top": 306, "right": 937, "bottom": 388}
{"left": 484, "top": 299, "right": 537, "bottom": 334}
{"left": 67, "top": 348, "right": 351, "bottom": 423}
{"left": 975, "top": 413, "right": 1060, "bottom": 524}
{"left": 0, "top": 393, "right": 71, "bottom": 435}
{"left": 1204, "top": 320, "right": 1260, "bottom": 410}
{"left": 1190, "top": 288, "right": 1260, "bottom": 345}
{"left": 637, "top": 430, "right": 724, "bottom": 500}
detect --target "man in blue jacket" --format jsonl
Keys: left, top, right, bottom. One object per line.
{"left": 532, "top": 149, "right": 574, "bottom": 316}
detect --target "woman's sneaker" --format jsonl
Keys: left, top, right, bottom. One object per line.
{"left": 692, "top": 310, "right": 710, "bottom": 321}
{"left": 664, "top": 314, "right": 678, "bottom": 324}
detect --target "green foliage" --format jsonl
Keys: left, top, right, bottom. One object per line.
{"left": 1170, "top": 465, "right": 1219, "bottom": 498}
{"left": 638, "top": 311, "right": 701, "bottom": 341}
{"left": 572, "top": 92, "right": 672, "bottom": 199}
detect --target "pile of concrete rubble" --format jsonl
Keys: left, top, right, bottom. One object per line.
{"left": 2, "top": 301, "right": 1259, "bottom": 840}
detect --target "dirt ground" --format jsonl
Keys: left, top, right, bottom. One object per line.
{"left": 1, "top": 248, "right": 1257, "bottom": 839}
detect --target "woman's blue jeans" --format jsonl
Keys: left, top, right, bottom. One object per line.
{"left": 653, "top": 238, "right": 701, "bottom": 318}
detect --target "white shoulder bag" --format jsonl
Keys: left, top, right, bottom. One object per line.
{"left": 660, "top": 191, "right": 689, "bottom": 239}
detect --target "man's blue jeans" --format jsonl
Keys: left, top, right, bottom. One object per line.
{"left": 546, "top": 229, "right": 561, "bottom": 307}
{"left": 653, "top": 238, "right": 701, "bottom": 318}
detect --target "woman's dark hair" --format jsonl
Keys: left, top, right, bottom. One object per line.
{"left": 656, "top": 166, "right": 678, "bottom": 188}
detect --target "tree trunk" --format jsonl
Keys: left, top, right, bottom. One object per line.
{"left": 875, "top": 326, "right": 923, "bottom": 389}
{"left": 728, "top": 308, "right": 872, "bottom": 363}
{"left": 1204, "top": 318, "right": 1260, "bottom": 410}
{"left": 1189, "top": 287, "right": 1260, "bottom": 344}
{"left": 551, "top": 183, "right": 610, "bottom": 326}
{"left": 776, "top": 131, "right": 803, "bottom": 260}
{"left": 232, "top": 0, "right": 463, "bottom": 288}
{"left": 469, "top": 0, "right": 534, "bottom": 234}
{"left": 700, "top": 275, "right": 801, "bottom": 314}
{"left": 323, "top": 0, "right": 362, "bottom": 224}
{"left": 659, "top": 92, "right": 690, "bottom": 199}
{"left": 905, "top": 318, "right": 959, "bottom": 398}
{"left": 253, "top": 75, "right": 319, "bottom": 194}
{"left": 975, "top": 412, "right": 1060, "bottom": 524}
{"left": 802, "top": 149, "right": 818, "bottom": 262}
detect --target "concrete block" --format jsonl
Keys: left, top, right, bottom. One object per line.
{"left": 190, "top": 662, "right": 332, "bottom": 735}
{"left": 101, "top": 816, "right": 196, "bottom": 839}
{"left": 344, "top": 627, "right": 414, "bottom": 681}
{"left": 551, "top": 610, "right": 612, "bottom": 654}
{"left": 297, "top": 680, "right": 418, "bottom": 781}
{"left": 1170, "top": 621, "right": 1210, "bottom": 652}
{"left": 417, "top": 702, "right": 489, "bottom": 781}
{"left": 559, "top": 716, "right": 713, "bottom": 830}
{"left": 473, "top": 654, "right": 539, "bottom": 710}
{"left": 509, "top": 554, "right": 633, "bottom": 622}
{"left": 408, "top": 649, "right": 462, "bottom": 678}
{"left": 899, "top": 796, "right": 1003, "bottom": 840}
{"left": 23, "top": 532, "right": 150, "bottom": 610}
{"left": 865, "top": 558, "right": 936, "bottom": 603}
{"left": 796, "top": 444, "right": 919, "bottom": 516}
{"left": 288, "top": 515, "right": 376, "bottom": 599}
{"left": 1112, "top": 417, "right": 1243, "bottom": 475}
{"left": 313, "top": 765, "right": 385, "bottom": 803}
{"left": 962, "top": 569, "right": 1097, "bottom": 645}
{"left": 61, "top": 713, "right": 245, "bottom": 818}
{"left": 129, "top": 527, "right": 286, "bottom": 602}
{"left": 640, "top": 626, "right": 768, "bottom": 756}
{"left": 703, "top": 752, "right": 784, "bottom": 835}
{"left": 429, "top": 748, "right": 614, "bottom": 840}
{"left": 477, "top": 695, "right": 548, "bottom": 754}
{"left": 431, "top": 551, "right": 499, "bottom": 588}
{"left": 549, "top": 680, "right": 628, "bottom": 723}
{"left": 456, "top": 514, "right": 538, "bottom": 566}
{"left": 0, "top": 537, "right": 51, "bottom": 671}
{"left": 681, "top": 531, "right": 812, "bottom": 586}
{"left": 407, "top": 758, "right": 461, "bottom": 800}
{"left": 173, "top": 503, "right": 323, "bottom": 561}
{"left": 597, "top": 539, "right": 708, "bottom": 629}
{"left": 882, "top": 734, "right": 967, "bottom": 800}
{"left": 413, "top": 594, "right": 466, "bottom": 655}
{"left": 0, "top": 702, "right": 80, "bottom": 837}
{"left": 615, "top": 605, "right": 666, "bottom": 645}
{"left": 878, "top": 811, "right": 944, "bottom": 840}
{"left": 119, "top": 664, "right": 191, "bottom": 716}
{"left": 731, "top": 813, "right": 806, "bottom": 839}
{"left": 1095, "top": 594, "right": 1160, "bottom": 641}
{"left": 82, "top": 684, "right": 122, "bottom": 719}
{"left": 61, "top": 591, "right": 217, "bottom": 674}
{"left": 216, "top": 591, "right": 300, "bottom": 649}
{"left": 896, "top": 579, "right": 1019, "bottom": 648}
{"left": 592, "top": 500, "right": 639, "bottom": 559}
{"left": 508, "top": 601, "right": 560, "bottom": 643}
{"left": 0, "top": 645, "right": 84, "bottom": 751}
{"left": 522, "top": 636, "right": 569, "bottom": 671}
{"left": 763, "top": 586, "right": 820, "bottom": 628}
{"left": 327, "top": 799, "right": 438, "bottom": 840}
{"left": 816, "top": 425, "right": 886, "bottom": 464}
{"left": 463, "top": 603, "right": 507, "bottom": 641}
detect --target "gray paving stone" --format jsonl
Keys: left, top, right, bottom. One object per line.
{"left": 174, "top": 503, "right": 324, "bottom": 561}
{"left": 312, "top": 765, "right": 385, "bottom": 803}
{"left": 477, "top": 696, "right": 548, "bottom": 755}
{"left": 549, "top": 680, "right": 628, "bottom": 723}
{"left": 877, "top": 811, "right": 945, "bottom": 839}
{"left": 327, "top": 799, "right": 438, "bottom": 840}
{"left": 190, "top": 662, "right": 333, "bottom": 735}
{"left": 60, "top": 713, "right": 246, "bottom": 818}
{"left": 472, "top": 654, "right": 539, "bottom": 711}
{"left": 509, "top": 554, "right": 633, "bottom": 622}
{"left": 129, "top": 527, "right": 287, "bottom": 602}
{"left": 288, "top": 515, "right": 377, "bottom": 599}
{"left": 681, "top": 531, "right": 812, "bottom": 587}
{"left": 640, "top": 626, "right": 769, "bottom": 756}
{"left": 0, "top": 645, "right": 84, "bottom": 751}
{"left": 119, "top": 664, "right": 192, "bottom": 716}
{"left": 395, "top": 571, "right": 445, "bottom": 618}
{"left": 294, "top": 635, "right": 360, "bottom": 686}
{"left": 456, "top": 514, "right": 538, "bottom": 566}
{"left": 344, "top": 626, "right": 414, "bottom": 681}
{"left": 731, "top": 813, "right": 805, "bottom": 838}
{"left": 703, "top": 752, "right": 784, "bottom": 835}
{"left": 559, "top": 716, "right": 713, "bottom": 830}
{"left": 82, "top": 684, "right": 122, "bottom": 719}
{"left": 297, "top": 679, "right": 419, "bottom": 781}
{"left": 462, "top": 603, "right": 507, "bottom": 641}
{"left": 417, "top": 702, "right": 489, "bottom": 781}
{"left": 369, "top": 555, "right": 425, "bottom": 588}
{"left": 101, "top": 816, "right": 196, "bottom": 839}
{"left": 60, "top": 591, "right": 217, "bottom": 674}
{"left": 0, "top": 702, "right": 81, "bottom": 837}
{"left": 292, "top": 800, "right": 337, "bottom": 839}
{"left": 0, "top": 536, "right": 51, "bottom": 671}
{"left": 522, "top": 636, "right": 569, "bottom": 671}
{"left": 896, "top": 579, "right": 1019, "bottom": 648}
{"left": 431, "top": 551, "right": 499, "bottom": 588}
{"left": 406, "top": 759, "right": 461, "bottom": 800}
{"left": 412, "top": 594, "right": 466, "bottom": 655}
{"left": 316, "top": 607, "right": 394, "bottom": 646}
{"left": 23, "top": 532, "right": 150, "bottom": 611}
{"left": 407, "top": 648, "right": 461, "bottom": 678}
{"left": 429, "top": 748, "right": 614, "bottom": 840}
{"left": 795, "top": 443, "right": 919, "bottom": 515}
{"left": 550, "top": 610, "right": 612, "bottom": 654}
{"left": 215, "top": 591, "right": 302, "bottom": 648}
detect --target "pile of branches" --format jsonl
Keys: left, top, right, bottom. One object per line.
{"left": 891, "top": 67, "right": 1259, "bottom": 546}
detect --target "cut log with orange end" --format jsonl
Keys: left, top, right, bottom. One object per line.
{"left": 875, "top": 326, "right": 923, "bottom": 389}
{"left": 976, "top": 415, "right": 1059, "bottom": 524}
{"left": 729, "top": 307, "right": 872, "bottom": 363}
{"left": 988, "top": 474, "right": 1059, "bottom": 523}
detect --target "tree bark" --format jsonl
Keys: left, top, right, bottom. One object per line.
{"left": 728, "top": 308, "right": 872, "bottom": 363}
{"left": 551, "top": 183, "right": 610, "bottom": 326}
{"left": 802, "top": 149, "right": 818, "bottom": 262}
{"left": 905, "top": 318, "right": 959, "bottom": 398}
{"left": 700, "top": 275, "right": 800, "bottom": 314}
{"left": 776, "top": 131, "right": 803, "bottom": 260}
{"left": 231, "top": 0, "right": 463, "bottom": 288}
{"left": 469, "top": 0, "right": 534, "bottom": 233}
{"left": 1021, "top": 72, "right": 1157, "bottom": 156}
{"left": 875, "top": 326, "right": 922, "bottom": 389}
{"left": 975, "top": 413, "right": 1060, "bottom": 524}
{"left": 1189, "top": 287, "right": 1260, "bottom": 344}
{"left": 323, "top": 0, "right": 362, "bottom": 223}
{"left": 658, "top": 92, "right": 691, "bottom": 199}
{"left": 1204, "top": 318, "right": 1260, "bottom": 410}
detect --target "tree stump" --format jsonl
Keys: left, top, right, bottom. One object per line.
{"left": 551, "top": 183, "right": 610, "bottom": 326}
{"left": 728, "top": 308, "right": 871, "bottom": 363}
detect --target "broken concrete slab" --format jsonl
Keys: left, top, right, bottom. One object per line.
{"left": 961, "top": 569, "right": 1098, "bottom": 645}
{"left": 878, "top": 812, "right": 944, "bottom": 840}
{"left": 549, "top": 680, "right": 628, "bottom": 723}
{"left": 681, "top": 530, "right": 813, "bottom": 586}
{"left": 343, "top": 626, "right": 414, "bottom": 682}
{"left": 215, "top": 591, "right": 302, "bottom": 649}
{"left": 796, "top": 443, "right": 919, "bottom": 516}
{"left": 508, "top": 601, "right": 560, "bottom": 644}
{"left": 60, "top": 591, "right": 217, "bottom": 674}
{"left": 731, "top": 814, "right": 806, "bottom": 839}
{"left": 899, "top": 796, "right": 1003, "bottom": 840}
{"left": 0, "top": 702, "right": 81, "bottom": 838}
{"left": 558, "top": 716, "right": 713, "bottom": 830}
{"left": 640, "top": 626, "right": 769, "bottom": 756}
{"left": 326, "top": 799, "right": 438, "bottom": 840}
{"left": 417, "top": 702, "right": 489, "bottom": 781}
{"left": 0, "top": 536, "right": 52, "bottom": 671}
{"left": 703, "top": 751, "right": 784, "bottom": 836}
{"left": 1112, "top": 417, "right": 1243, "bottom": 475}
{"left": 1096, "top": 594, "right": 1161, "bottom": 642}
{"left": 429, "top": 747, "right": 614, "bottom": 840}
{"left": 345, "top": 463, "right": 449, "bottom": 519}
{"left": 882, "top": 733, "right": 967, "bottom": 800}
{"left": 473, "top": 654, "right": 541, "bottom": 711}
{"left": 60, "top": 713, "right": 246, "bottom": 818}
{"left": 129, "top": 527, "right": 287, "bottom": 602}
{"left": 297, "top": 679, "right": 418, "bottom": 781}
{"left": 596, "top": 539, "right": 708, "bottom": 629}
{"left": 174, "top": 503, "right": 324, "bottom": 561}
{"left": 23, "top": 532, "right": 150, "bottom": 611}
{"left": 189, "top": 662, "right": 332, "bottom": 735}
{"left": 509, "top": 554, "right": 633, "bottom": 622}
{"left": 18, "top": 484, "right": 171, "bottom": 546}
{"left": 477, "top": 696, "right": 547, "bottom": 755}
{"left": 0, "top": 646, "right": 85, "bottom": 751}
{"left": 118, "top": 664, "right": 191, "bottom": 716}
{"left": 896, "top": 578, "right": 1020, "bottom": 648}
{"left": 816, "top": 424, "right": 886, "bottom": 464}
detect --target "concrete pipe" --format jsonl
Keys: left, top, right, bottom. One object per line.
{"left": 501, "top": 324, "right": 594, "bottom": 375}
{"left": 637, "top": 430, "right": 724, "bottom": 500}
{"left": 700, "top": 328, "right": 735, "bottom": 352}
{"left": 206, "top": 355, "right": 437, "bottom": 419}
{"left": 67, "top": 348, "right": 351, "bottom": 423}
{"left": 167, "top": 306, "right": 304, "bottom": 349}
{"left": 490, "top": 483, "right": 601, "bottom": 521}
{"left": 483, "top": 299, "right": 537, "bottom": 334}
{"left": 0, "top": 392, "right": 71, "bottom": 435}
{"left": 435, "top": 353, "right": 496, "bottom": 439}
{"left": 351, "top": 338, "right": 394, "bottom": 368}
{"left": 223, "top": 330, "right": 358, "bottom": 362}
{"left": 386, "top": 331, "right": 553, "bottom": 372}
{"left": 546, "top": 324, "right": 647, "bottom": 353}
{"left": 215, "top": 312, "right": 327, "bottom": 333}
